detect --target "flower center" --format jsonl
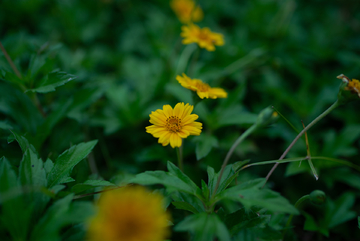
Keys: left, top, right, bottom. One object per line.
{"left": 195, "top": 82, "right": 210, "bottom": 92}
{"left": 197, "top": 31, "right": 209, "bottom": 41}
{"left": 166, "top": 116, "right": 182, "bottom": 132}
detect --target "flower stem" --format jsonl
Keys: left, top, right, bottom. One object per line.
{"left": 176, "top": 145, "right": 183, "bottom": 171}
{"left": 283, "top": 194, "right": 310, "bottom": 238}
{"left": 175, "top": 44, "right": 197, "bottom": 77}
{"left": 264, "top": 100, "right": 340, "bottom": 186}
{"left": 211, "top": 124, "right": 257, "bottom": 199}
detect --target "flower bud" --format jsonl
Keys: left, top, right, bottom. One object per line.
{"left": 255, "top": 106, "right": 279, "bottom": 128}
{"left": 309, "top": 190, "right": 326, "bottom": 205}
{"left": 337, "top": 74, "right": 360, "bottom": 105}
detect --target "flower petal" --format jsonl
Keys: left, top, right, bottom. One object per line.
{"left": 170, "top": 133, "right": 182, "bottom": 148}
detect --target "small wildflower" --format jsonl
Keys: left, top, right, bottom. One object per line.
{"left": 176, "top": 73, "right": 227, "bottom": 99}
{"left": 336, "top": 74, "right": 360, "bottom": 105}
{"left": 146, "top": 102, "right": 202, "bottom": 148}
{"left": 181, "top": 24, "right": 224, "bottom": 51}
{"left": 87, "top": 186, "right": 171, "bottom": 241}
{"left": 170, "top": 0, "right": 203, "bottom": 23}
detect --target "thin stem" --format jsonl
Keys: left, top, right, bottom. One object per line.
{"left": 176, "top": 146, "right": 183, "bottom": 171}
{"left": 0, "top": 41, "right": 22, "bottom": 79}
{"left": 283, "top": 194, "right": 310, "bottom": 238}
{"left": 264, "top": 100, "right": 340, "bottom": 186}
{"left": 175, "top": 44, "right": 197, "bottom": 77}
{"left": 211, "top": 124, "right": 257, "bottom": 198}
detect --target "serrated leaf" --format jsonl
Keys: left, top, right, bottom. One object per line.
{"left": 27, "top": 70, "right": 76, "bottom": 93}
{"left": 218, "top": 178, "right": 298, "bottom": 214}
{"left": 10, "top": 130, "right": 37, "bottom": 153}
{"left": 71, "top": 180, "right": 116, "bottom": 194}
{"left": 170, "top": 191, "right": 205, "bottom": 213}
{"left": 175, "top": 213, "right": 231, "bottom": 241}
{"left": 44, "top": 158, "right": 54, "bottom": 176}
{"left": 225, "top": 208, "right": 270, "bottom": 235}
{"left": 172, "top": 201, "right": 199, "bottom": 214}
{"left": 0, "top": 157, "right": 32, "bottom": 241}
{"left": 194, "top": 133, "right": 218, "bottom": 160}
{"left": 47, "top": 140, "right": 98, "bottom": 188}
{"left": 167, "top": 161, "right": 201, "bottom": 194}
{"left": 19, "top": 149, "right": 47, "bottom": 187}
{"left": 207, "top": 165, "right": 237, "bottom": 197}
{"left": 130, "top": 170, "right": 199, "bottom": 196}
{"left": 30, "top": 194, "right": 74, "bottom": 241}
{"left": 19, "top": 149, "right": 50, "bottom": 224}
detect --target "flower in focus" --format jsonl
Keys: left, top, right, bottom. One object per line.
{"left": 181, "top": 24, "right": 224, "bottom": 51}
{"left": 176, "top": 73, "right": 228, "bottom": 99}
{"left": 146, "top": 102, "right": 202, "bottom": 148}
{"left": 87, "top": 186, "right": 171, "bottom": 241}
{"left": 170, "top": 0, "right": 203, "bottom": 23}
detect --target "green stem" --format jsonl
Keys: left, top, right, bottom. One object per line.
{"left": 211, "top": 124, "right": 257, "bottom": 199}
{"left": 175, "top": 44, "right": 197, "bottom": 77}
{"left": 176, "top": 146, "right": 183, "bottom": 171}
{"left": 264, "top": 100, "right": 340, "bottom": 185}
{"left": 283, "top": 194, "right": 310, "bottom": 238}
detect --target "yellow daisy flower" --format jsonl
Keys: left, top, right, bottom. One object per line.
{"left": 146, "top": 102, "right": 202, "bottom": 148}
{"left": 345, "top": 78, "right": 360, "bottom": 97}
{"left": 181, "top": 24, "right": 224, "bottom": 51}
{"left": 87, "top": 186, "right": 171, "bottom": 241}
{"left": 176, "top": 73, "right": 228, "bottom": 99}
{"left": 170, "top": 0, "right": 203, "bottom": 23}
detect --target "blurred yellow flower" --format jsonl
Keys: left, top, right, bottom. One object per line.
{"left": 87, "top": 186, "right": 171, "bottom": 241}
{"left": 176, "top": 73, "right": 228, "bottom": 99}
{"left": 345, "top": 78, "right": 360, "bottom": 97}
{"left": 146, "top": 102, "right": 202, "bottom": 148}
{"left": 181, "top": 24, "right": 224, "bottom": 51}
{"left": 170, "top": 0, "right": 203, "bottom": 23}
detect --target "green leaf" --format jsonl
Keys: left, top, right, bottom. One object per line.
{"left": 19, "top": 149, "right": 47, "bottom": 187}
{"left": 224, "top": 208, "right": 270, "bottom": 235}
{"left": 0, "top": 82, "right": 43, "bottom": 134}
{"left": 130, "top": 170, "right": 200, "bottom": 196}
{"left": 30, "top": 194, "right": 74, "bottom": 241}
{"left": 175, "top": 213, "right": 231, "bottom": 241}
{"left": 172, "top": 201, "right": 199, "bottom": 214}
{"left": 71, "top": 180, "right": 116, "bottom": 194}
{"left": 0, "top": 157, "right": 32, "bottom": 241}
{"left": 171, "top": 191, "right": 205, "bottom": 213}
{"left": 167, "top": 161, "right": 200, "bottom": 194}
{"left": 10, "top": 130, "right": 37, "bottom": 153}
{"left": 27, "top": 70, "right": 76, "bottom": 93}
{"left": 201, "top": 180, "right": 210, "bottom": 200}
{"left": 47, "top": 140, "right": 98, "bottom": 188}
{"left": 194, "top": 133, "right": 218, "bottom": 160}
{"left": 325, "top": 192, "right": 356, "bottom": 229}
{"left": 207, "top": 165, "right": 237, "bottom": 197}
{"left": 218, "top": 178, "right": 298, "bottom": 214}
{"left": 44, "top": 158, "right": 54, "bottom": 176}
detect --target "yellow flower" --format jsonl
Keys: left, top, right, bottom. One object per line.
{"left": 176, "top": 73, "right": 228, "bottom": 99}
{"left": 87, "top": 186, "right": 171, "bottom": 241}
{"left": 170, "top": 0, "right": 203, "bottom": 23}
{"left": 146, "top": 102, "right": 202, "bottom": 148}
{"left": 181, "top": 24, "right": 224, "bottom": 51}
{"left": 345, "top": 78, "right": 360, "bottom": 97}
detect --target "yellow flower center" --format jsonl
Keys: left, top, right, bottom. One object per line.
{"left": 166, "top": 116, "right": 182, "bottom": 132}
{"left": 195, "top": 81, "right": 210, "bottom": 92}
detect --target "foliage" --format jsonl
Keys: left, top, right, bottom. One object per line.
{"left": 1, "top": 0, "right": 360, "bottom": 240}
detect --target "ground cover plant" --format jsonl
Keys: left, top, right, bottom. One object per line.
{"left": 1, "top": 0, "right": 360, "bottom": 240}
